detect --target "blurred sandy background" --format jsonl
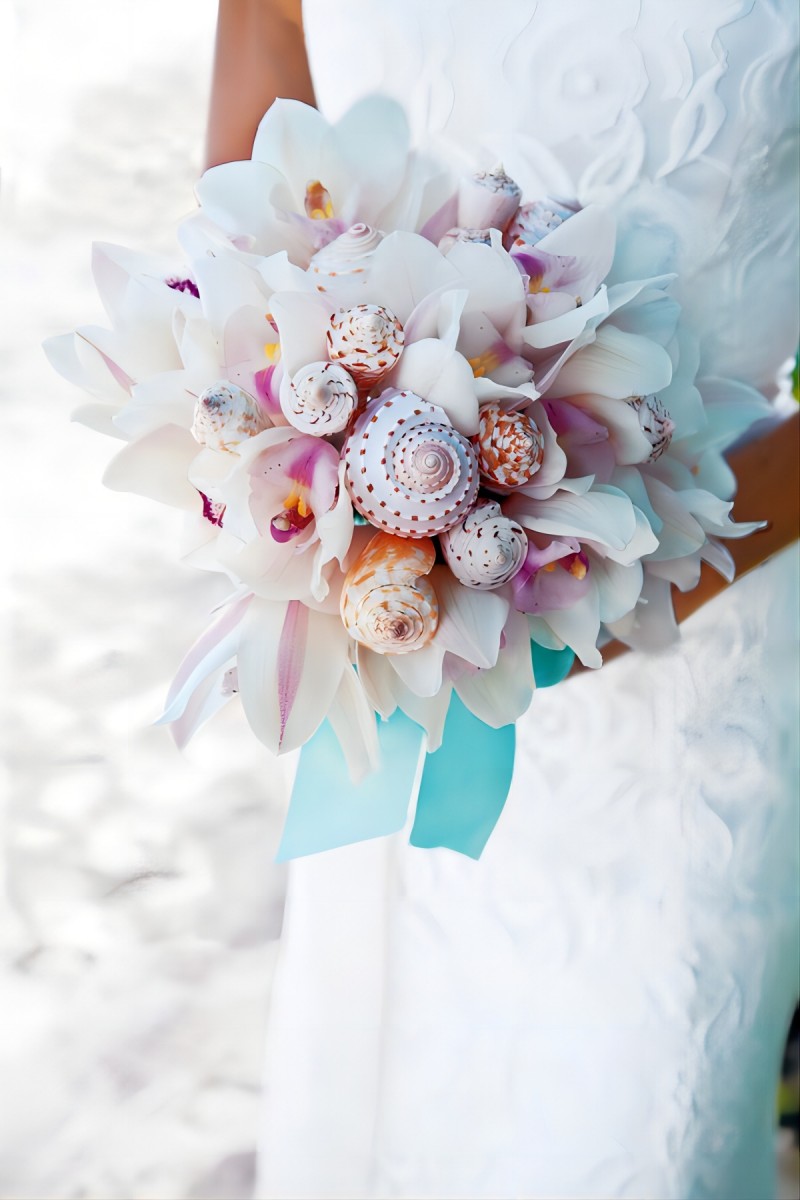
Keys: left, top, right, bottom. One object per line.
{"left": 1, "top": 3, "right": 289, "bottom": 1196}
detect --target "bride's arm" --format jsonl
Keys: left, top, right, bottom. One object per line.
{"left": 205, "top": 0, "right": 314, "bottom": 170}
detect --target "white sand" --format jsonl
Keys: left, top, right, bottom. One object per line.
{"left": 2, "top": 4, "right": 289, "bottom": 1196}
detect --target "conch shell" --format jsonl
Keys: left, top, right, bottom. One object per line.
{"left": 627, "top": 393, "right": 675, "bottom": 462}
{"left": 457, "top": 166, "right": 522, "bottom": 233}
{"left": 327, "top": 303, "right": 404, "bottom": 390}
{"left": 310, "top": 223, "right": 383, "bottom": 293}
{"left": 340, "top": 531, "right": 438, "bottom": 655}
{"left": 440, "top": 500, "right": 527, "bottom": 590}
{"left": 437, "top": 227, "right": 493, "bottom": 255}
{"left": 191, "top": 381, "right": 268, "bottom": 453}
{"left": 284, "top": 361, "right": 359, "bottom": 435}
{"left": 343, "top": 389, "right": 480, "bottom": 538}
{"left": 473, "top": 404, "right": 545, "bottom": 492}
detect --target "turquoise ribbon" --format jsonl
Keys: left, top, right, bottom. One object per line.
{"left": 531, "top": 642, "right": 575, "bottom": 688}
{"left": 276, "top": 710, "right": 424, "bottom": 861}
{"left": 278, "top": 642, "right": 575, "bottom": 861}
{"left": 409, "top": 694, "right": 515, "bottom": 858}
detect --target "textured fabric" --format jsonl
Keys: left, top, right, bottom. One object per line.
{"left": 257, "top": 3, "right": 800, "bottom": 1196}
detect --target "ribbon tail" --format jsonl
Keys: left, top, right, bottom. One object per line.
{"left": 410, "top": 694, "right": 516, "bottom": 860}
{"left": 531, "top": 641, "right": 575, "bottom": 687}
{"left": 277, "top": 711, "right": 425, "bottom": 861}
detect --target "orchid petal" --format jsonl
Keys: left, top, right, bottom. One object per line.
{"left": 270, "top": 291, "right": 331, "bottom": 377}
{"left": 159, "top": 593, "right": 253, "bottom": 724}
{"left": 103, "top": 424, "right": 202, "bottom": 510}
{"left": 546, "top": 325, "right": 673, "bottom": 400}
{"left": 540, "top": 586, "right": 603, "bottom": 669}
{"left": 390, "top": 340, "right": 479, "bottom": 435}
{"left": 454, "top": 609, "right": 534, "bottom": 726}
{"left": 433, "top": 570, "right": 509, "bottom": 669}
{"left": 327, "top": 666, "right": 380, "bottom": 784}
{"left": 237, "top": 598, "right": 348, "bottom": 753}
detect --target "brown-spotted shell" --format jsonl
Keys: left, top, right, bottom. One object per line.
{"left": 457, "top": 166, "right": 522, "bottom": 232}
{"left": 327, "top": 303, "right": 404, "bottom": 389}
{"left": 283, "top": 361, "right": 359, "bottom": 435}
{"left": 473, "top": 404, "right": 545, "bottom": 492}
{"left": 191, "top": 381, "right": 268, "bottom": 453}
{"left": 343, "top": 389, "right": 480, "bottom": 539}
{"left": 440, "top": 500, "right": 527, "bottom": 590}
{"left": 340, "top": 531, "right": 438, "bottom": 655}
{"left": 437, "top": 227, "right": 493, "bottom": 255}
{"left": 627, "top": 393, "right": 675, "bottom": 462}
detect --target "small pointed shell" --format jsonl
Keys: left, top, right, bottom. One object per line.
{"left": 457, "top": 166, "right": 522, "bottom": 232}
{"left": 341, "top": 531, "right": 439, "bottom": 655}
{"left": 506, "top": 197, "right": 581, "bottom": 247}
{"left": 191, "top": 381, "right": 268, "bottom": 453}
{"left": 628, "top": 393, "right": 675, "bottom": 462}
{"left": 440, "top": 500, "right": 527, "bottom": 590}
{"left": 284, "top": 361, "right": 359, "bottom": 435}
{"left": 310, "top": 223, "right": 383, "bottom": 292}
{"left": 473, "top": 404, "right": 545, "bottom": 492}
{"left": 343, "top": 389, "right": 480, "bottom": 538}
{"left": 437, "top": 227, "right": 493, "bottom": 255}
{"left": 327, "top": 303, "right": 404, "bottom": 389}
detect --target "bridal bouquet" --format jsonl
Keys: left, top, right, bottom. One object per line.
{"left": 46, "top": 99, "right": 767, "bottom": 858}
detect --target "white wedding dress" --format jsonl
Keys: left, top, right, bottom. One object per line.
{"left": 257, "top": 3, "right": 800, "bottom": 1197}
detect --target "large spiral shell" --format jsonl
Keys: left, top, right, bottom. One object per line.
{"left": 457, "top": 166, "right": 522, "bottom": 232}
{"left": 327, "top": 303, "right": 404, "bottom": 389}
{"left": 627, "top": 393, "right": 675, "bottom": 462}
{"left": 473, "top": 404, "right": 545, "bottom": 492}
{"left": 440, "top": 500, "right": 527, "bottom": 590}
{"left": 343, "top": 389, "right": 480, "bottom": 538}
{"left": 283, "top": 361, "right": 359, "bottom": 435}
{"left": 310, "top": 223, "right": 383, "bottom": 292}
{"left": 191, "top": 381, "right": 268, "bottom": 453}
{"left": 341, "top": 531, "right": 439, "bottom": 655}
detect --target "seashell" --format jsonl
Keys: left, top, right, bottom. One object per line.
{"left": 341, "top": 531, "right": 438, "bottom": 655}
{"left": 327, "top": 303, "right": 404, "bottom": 390}
{"left": 191, "top": 381, "right": 268, "bottom": 453}
{"left": 440, "top": 500, "right": 527, "bottom": 590}
{"left": 473, "top": 404, "right": 545, "bottom": 492}
{"left": 343, "top": 389, "right": 480, "bottom": 538}
{"left": 437, "top": 227, "right": 493, "bottom": 255}
{"left": 284, "top": 361, "right": 359, "bottom": 435}
{"left": 628, "top": 393, "right": 675, "bottom": 462}
{"left": 506, "top": 197, "right": 581, "bottom": 247}
{"left": 457, "top": 165, "right": 522, "bottom": 233}
{"left": 310, "top": 223, "right": 383, "bottom": 291}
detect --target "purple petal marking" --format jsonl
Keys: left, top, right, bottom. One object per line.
{"left": 199, "top": 490, "right": 225, "bottom": 527}
{"left": 166, "top": 276, "right": 200, "bottom": 299}
{"left": 165, "top": 593, "right": 253, "bottom": 710}
{"left": 254, "top": 364, "right": 283, "bottom": 417}
{"left": 419, "top": 193, "right": 459, "bottom": 244}
{"left": 277, "top": 600, "right": 309, "bottom": 748}
{"left": 76, "top": 332, "right": 135, "bottom": 393}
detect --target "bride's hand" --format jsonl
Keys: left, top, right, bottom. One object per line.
{"left": 205, "top": 0, "right": 314, "bottom": 170}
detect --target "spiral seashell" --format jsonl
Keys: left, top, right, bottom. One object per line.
{"left": 473, "top": 404, "right": 545, "bottom": 492}
{"left": 283, "top": 361, "right": 359, "bottom": 435}
{"left": 506, "top": 197, "right": 581, "bottom": 247}
{"left": 343, "top": 389, "right": 480, "bottom": 538}
{"left": 628, "top": 393, "right": 675, "bottom": 462}
{"left": 191, "top": 381, "right": 268, "bottom": 453}
{"left": 310, "top": 223, "right": 383, "bottom": 291}
{"left": 457, "top": 165, "right": 522, "bottom": 233}
{"left": 437, "top": 227, "right": 493, "bottom": 255}
{"left": 440, "top": 500, "right": 527, "bottom": 590}
{"left": 327, "top": 303, "right": 404, "bottom": 390}
{"left": 341, "top": 531, "right": 438, "bottom": 655}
